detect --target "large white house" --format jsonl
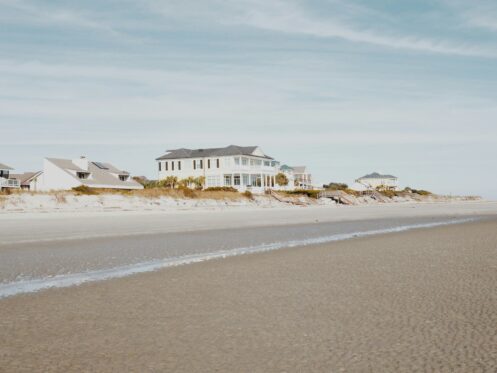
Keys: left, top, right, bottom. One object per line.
{"left": 0, "top": 162, "right": 20, "bottom": 190}
{"left": 38, "top": 156, "right": 143, "bottom": 191}
{"left": 156, "top": 145, "right": 288, "bottom": 193}
{"left": 353, "top": 172, "right": 398, "bottom": 191}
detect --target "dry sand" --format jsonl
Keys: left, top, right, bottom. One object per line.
{"left": 1, "top": 219, "right": 497, "bottom": 372}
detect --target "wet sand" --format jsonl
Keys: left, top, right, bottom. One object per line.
{"left": 1, "top": 219, "right": 497, "bottom": 372}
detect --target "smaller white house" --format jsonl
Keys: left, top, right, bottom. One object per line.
{"left": 0, "top": 162, "right": 20, "bottom": 190}
{"left": 39, "top": 156, "right": 143, "bottom": 191}
{"left": 354, "top": 172, "right": 398, "bottom": 191}
{"left": 10, "top": 171, "right": 43, "bottom": 191}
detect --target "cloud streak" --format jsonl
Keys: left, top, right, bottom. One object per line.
{"left": 146, "top": 0, "right": 497, "bottom": 57}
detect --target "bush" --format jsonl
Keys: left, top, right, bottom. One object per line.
{"left": 72, "top": 185, "right": 97, "bottom": 195}
{"left": 178, "top": 186, "right": 197, "bottom": 198}
{"left": 412, "top": 189, "right": 432, "bottom": 196}
{"left": 283, "top": 190, "right": 321, "bottom": 199}
{"left": 243, "top": 190, "right": 254, "bottom": 199}
{"left": 379, "top": 189, "right": 397, "bottom": 198}
{"left": 323, "top": 182, "right": 348, "bottom": 191}
{"left": 204, "top": 187, "right": 238, "bottom": 193}
{"left": 275, "top": 173, "right": 289, "bottom": 186}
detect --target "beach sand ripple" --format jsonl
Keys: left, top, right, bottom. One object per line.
{"left": 1, "top": 219, "right": 496, "bottom": 372}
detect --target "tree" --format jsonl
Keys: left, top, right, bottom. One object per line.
{"left": 160, "top": 176, "right": 178, "bottom": 189}
{"left": 275, "top": 172, "right": 289, "bottom": 187}
{"left": 194, "top": 176, "right": 205, "bottom": 189}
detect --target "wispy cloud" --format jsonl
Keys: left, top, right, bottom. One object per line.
{"left": 145, "top": 0, "right": 497, "bottom": 57}
{"left": 0, "top": 0, "right": 120, "bottom": 36}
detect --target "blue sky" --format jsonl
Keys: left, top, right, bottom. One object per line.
{"left": 1, "top": 0, "right": 497, "bottom": 197}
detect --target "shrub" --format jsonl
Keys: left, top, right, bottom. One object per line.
{"left": 324, "top": 182, "right": 348, "bottom": 191}
{"left": 379, "top": 189, "right": 397, "bottom": 198}
{"left": 275, "top": 173, "right": 289, "bottom": 186}
{"left": 72, "top": 185, "right": 98, "bottom": 195}
{"left": 283, "top": 190, "right": 321, "bottom": 199}
{"left": 178, "top": 186, "right": 197, "bottom": 198}
{"left": 204, "top": 187, "right": 238, "bottom": 193}
{"left": 412, "top": 189, "right": 432, "bottom": 196}
{"left": 243, "top": 190, "right": 254, "bottom": 200}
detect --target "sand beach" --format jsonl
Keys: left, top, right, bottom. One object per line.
{"left": 1, "top": 203, "right": 497, "bottom": 372}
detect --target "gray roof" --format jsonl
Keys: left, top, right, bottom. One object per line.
{"left": 291, "top": 166, "right": 308, "bottom": 174}
{"left": 10, "top": 171, "right": 42, "bottom": 186}
{"left": 358, "top": 172, "right": 397, "bottom": 180}
{"left": 0, "top": 163, "right": 13, "bottom": 170}
{"left": 47, "top": 158, "right": 143, "bottom": 189}
{"left": 156, "top": 145, "right": 274, "bottom": 160}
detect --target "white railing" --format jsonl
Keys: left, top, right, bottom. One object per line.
{"left": 0, "top": 178, "right": 20, "bottom": 188}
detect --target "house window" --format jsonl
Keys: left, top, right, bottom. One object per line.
{"left": 119, "top": 175, "right": 129, "bottom": 181}
{"left": 224, "top": 175, "right": 232, "bottom": 186}
{"left": 206, "top": 175, "right": 221, "bottom": 187}
{"left": 158, "top": 162, "right": 161, "bottom": 171}
{"left": 264, "top": 161, "right": 270, "bottom": 167}
{"left": 178, "top": 161, "right": 181, "bottom": 171}
{"left": 251, "top": 174, "right": 261, "bottom": 187}
{"left": 234, "top": 157, "right": 240, "bottom": 166}
{"left": 208, "top": 159, "right": 211, "bottom": 169}
{"left": 193, "top": 160, "right": 196, "bottom": 170}
{"left": 172, "top": 162, "right": 175, "bottom": 171}
{"left": 242, "top": 174, "right": 249, "bottom": 186}
{"left": 234, "top": 174, "right": 241, "bottom": 186}
{"left": 165, "top": 162, "right": 168, "bottom": 171}
{"left": 200, "top": 160, "right": 203, "bottom": 169}
{"left": 216, "top": 159, "right": 220, "bottom": 168}
{"left": 77, "top": 172, "right": 90, "bottom": 179}
{"left": 242, "top": 157, "right": 248, "bottom": 166}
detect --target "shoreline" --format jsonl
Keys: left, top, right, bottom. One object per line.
{"left": 0, "top": 216, "right": 479, "bottom": 299}
{"left": 2, "top": 218, "right": 496, "bottom": 372}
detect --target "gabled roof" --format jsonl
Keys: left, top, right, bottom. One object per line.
{"left": 291, "top": 166, "right": 308, "bottom": 174}
{"left": 10, "top": 171, "right": 42, "bottom": 186}
{"left": 46, "top": 158, "right": 143, "bottom": 189}
{"left": 156, "top": 145, "right": 274, "bottom": 160}
{"left": 358, "top": 172, "right": 397, "bottom": 180}
{"left": 0, "top": 163, "right": 13, "bottom": 171}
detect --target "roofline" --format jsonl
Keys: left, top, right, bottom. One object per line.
{"left": 156, "top": 153, "right": 275, "bottom": 161}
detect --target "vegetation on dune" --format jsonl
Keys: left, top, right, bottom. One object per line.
{"left": 243, "top": 190, "right": 254, "bottom": 200}
{"left": 282, "top": 190, "right": 321, "bottom": 199}
{"left": 323, "top": 182, "right": 349, "bottom": 191}
{"left": 204, "top": 187, "right": 238, "bottom": 193}
{"left": 72, "top": 185, "right": 98, "bottom": 195}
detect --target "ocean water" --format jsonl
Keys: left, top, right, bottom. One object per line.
{"left": 0, "top": 216, "right": 478, "bottom": 298}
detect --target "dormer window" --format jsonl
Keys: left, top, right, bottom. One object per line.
{"left": 77, "top": 172, "right": 90, "bottom": 179}
{"left": 119, "top": 175, "right": 129, "bottom": 182}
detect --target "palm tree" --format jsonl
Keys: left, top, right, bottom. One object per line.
{"left": 160, "top": 176, "right": 178, "bottom": 189}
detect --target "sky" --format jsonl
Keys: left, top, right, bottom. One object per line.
{"left": 1, "top": 0, "right": 497, "bottom": 198}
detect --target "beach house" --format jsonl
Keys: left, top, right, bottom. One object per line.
{"left": 10, "top": 171, "right": 43, "bottom": 191}
{"left": 292, "top": 166, "right": 313, "bottom": 189}
{"left": 156, "top": 145, "right": 287, "bottom": 193}
{"left": 354, "top": 172, "right": 398, "bottom": 191}
{"left": 38, "top": 156, "right": 143, "bottom": 191}
{"left": 0, "top": 163, "right": 20, "bottom": 190}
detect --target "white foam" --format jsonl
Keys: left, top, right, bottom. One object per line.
{"left": 0, "top": 218, "right": 476, "bottom": 299}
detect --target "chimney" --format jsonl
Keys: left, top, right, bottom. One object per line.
{"left": 73, "top": 156, "right": 89, "bottom": 171}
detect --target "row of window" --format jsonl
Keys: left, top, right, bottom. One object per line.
{"left": 159, "top": 159, "right": 220, "bottom": 172}
{"left": 205, "top": 174, "right": 276, "bottom": 188}
{"left": 233, "top": 157, "right": 274, "bottom": 167}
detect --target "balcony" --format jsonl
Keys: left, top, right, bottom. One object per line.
{"left": 0, "top": 178, "right": 20, "bottom": 188}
